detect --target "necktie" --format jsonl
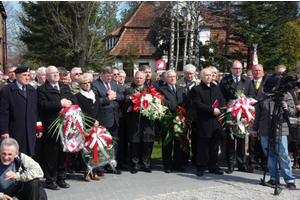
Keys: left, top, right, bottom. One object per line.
{"left": 255, "top": 80, "right": 259, "bottom": 90}
{"left": 236, "top": 77, "right": 239, "bottom": 85}
{"left": 22, "top": 85, "right": 25, "bottom": 91}
{"left": 54, "top": 85, "right": 59, "bottom": 91}
{"left": 172, "top": 86, "right": 176, "bottom": 94}
{"left": 106, "top": 83, "right": 110, "bottom": 90}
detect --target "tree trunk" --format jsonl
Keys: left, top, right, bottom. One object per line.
{"left": 175, "top": 3, "right": 179, "bottom": 72}
{"left": 169, "top": 2, "right": 175, "bottom": 70}
{"left": 224, "top": 1, "right": 231, "bottom": 72}
{"left": 188, "top": 17, "right": 195, "bottom": 64}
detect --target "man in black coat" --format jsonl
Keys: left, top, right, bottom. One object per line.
{"left": 91, "top": 66, "right": 124, "bottom": 173}
{"left": 0, "top": 67, "right": 42, "bottom": 157}
{"left": 120, "top": 71, "right": 156, "bottom": 174}
{"left": 248, "top": 64, "right": 267, "bottom": 171}
{"left": 191, "top": 68, "right": 225, "bottom": 176}
{"left": 158, "top": 70, "right": 190, "bottom": 173}
{"left": 37, "top": 65, "right": 77, "bottom": 190}
{"left": 220, "top": 60, "right": 255, "bottom": 174}
{"left": 141, "top": 65, "right": 159, "bottom": 89}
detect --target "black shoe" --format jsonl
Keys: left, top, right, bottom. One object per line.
{"left": 174, "top": 167, "right": 187, "bottom": 172}
{"left": 238, "top": 166, "right": 253, "bottom": 173}
{"left": 116, "top": 165, "right": 128, "bottom": 170}
{"left": 57, "top": 180, "right": 70, "bottom": 188}
{"left": 164, "top": 169, "right": 172, "bottom": 173}
{"left": 105, "top": 166, "right": 122, "bottom": 174}
{"left": 47, "top": 182, "right": 60, "bottom": 190}
{"left": 287, "top": 183, "right": 296, "bottom": 189}
{"left": 209, "top": 169, "right": 224, "bottom": 175}
{"left": 292, "top": 162, "right": 299, "bottom": 169}
{"left": 225, "top": 167, "right": 234, "bottom": 174}
{"left": 141, "top": 168, "right": 152, "bottom": 173}
{"left": 130, "top": 169, "right": 138, "bottom": 174}
{"left": 196, "top": 171, "right": 204, "bottom": 176}
{"left": 265, "top": 180, "right": 280, "bottom": 186}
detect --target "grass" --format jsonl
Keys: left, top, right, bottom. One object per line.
{"left": 151, "top": 141, "right": 162, "bottom": 159}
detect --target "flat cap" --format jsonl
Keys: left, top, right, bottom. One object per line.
{"left": 14, "top": 67, "right": 31, "bottom": 74}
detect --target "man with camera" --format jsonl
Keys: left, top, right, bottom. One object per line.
{"left": 251, "top": 64, "right": 296, "bottom": 189}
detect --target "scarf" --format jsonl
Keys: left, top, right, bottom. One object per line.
{"left": 80, "top": 88, "right": 96, "bottom": 104}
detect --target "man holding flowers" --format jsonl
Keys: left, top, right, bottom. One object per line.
{"left": 158, "top": 70, "right": 190, "bottom": 173}
{"left": 191, "top": 68, "right": 226, "bottom": 176}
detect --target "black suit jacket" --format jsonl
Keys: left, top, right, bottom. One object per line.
{"left": 91, "top": 78, "right": 124, "bottom": 128}
{"left": 37, "top": 80, "right": 77, "bottom": 140}
{"left": 252, "top": 75, "right": 267, "bottom": 100}
{"left": 220, "top": 74, "right": 255, "bottom": 102}
{"left": 157, "top": 84, "right": 190, "bottom": 113}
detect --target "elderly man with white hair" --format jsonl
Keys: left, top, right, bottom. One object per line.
{"left": 191, "top": 68, "right": 225, "bottom": 176}
{"left": 69, "top": 67, "right": 82, "bottom": 95}
{"left": 177, "top": 64, "right": 201, "bottom": 165}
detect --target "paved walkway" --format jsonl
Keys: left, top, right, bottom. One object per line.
{"left": 43, "top": 159, "right": 300, "bottom": 200}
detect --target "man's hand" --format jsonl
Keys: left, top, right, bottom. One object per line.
{"left": 252, "top": 131, "right": 258, "bottom": 137}
{"left": 36, "top": 132, "right": 43, "bottom": 138}
{"left": 93, "top": 120, "right": 99, "bottom": 127}
{"left": 119, "top": 110, "right": 123, "bottom": 118}
{"left": 282, "top": 101, "right": 288, "bottom": 110}
{"left": 1, "top": 133, "right": 9, "bottom": 139}
{"left": 296, "top": 104, "right": 300, "bottom": 111}
{"left": 107, "top": 90, "right": 116, "bottom": 101}
{"left": 213, "top": 108, "right": 221, "bottom": 116}
{"left": 2, "top": 194, "right": 13, "bottom": 200}
{"left": 240, "top": 94, "right": 246, "bottom": 98}
{"left": 4, "top": 170, "right": 17, "bottom": 180}
{"left": 61, "top": 99, "right": 72, "bottom": 108}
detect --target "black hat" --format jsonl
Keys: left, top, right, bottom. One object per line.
{"left": 14, "top": 67, "right": 32, "bottom": 74}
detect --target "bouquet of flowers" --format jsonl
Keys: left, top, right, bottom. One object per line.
{"left": 129, "top": 86, "right": 168, "bottom": 121}
{"left": 49, "top": 105, "right": 85, "bottom": 152}
{"left": 222, "top": 91, "right": 257, "bottom": 139}
{"left": 162, "top": 106, "right": 192, "bottom": 154}
{"left": 81, "top": 126, "right": 116, "bottom": 172}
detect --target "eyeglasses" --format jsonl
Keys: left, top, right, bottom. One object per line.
{"left": 231, "top": 68, "right": 242, "bottom": 70}
{"left": 74, "top": 73, "right": 82, "bottom": 76}
{"left": 113, "top": 73, "right": 119, "bottom": 76}
{"left": 82, "top": 81, "right": 91, "bottom": 85}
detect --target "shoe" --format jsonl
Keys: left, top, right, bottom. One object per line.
{"left": 164, "top": 169, "right": 172, "bottom": 173}
{"left": 238, "top": 166, "right": 253, "bottom": 173}
{"left": 209, "top": 169, "right": 224, "bottom": 175}
{"left": 292, "top": 160, "right": 299, "bottom": 169}
{"left": 141, "top": 168, "right": 152, "bottom": 173}
{"left": 116, "top": 165, "right": 128, "bottom": 170}
{"left": 287, "top": 183, "right": 296, "bottom": 189}
{"left": 105, "top": 166, "right": 122, "bottom": 174}
{"left": 57, "top": 180, "right": 70, "bottom": 188}
{"left": 93, "top": 173, "right": 100, "bottom": 180}
{"left": 84, "top": 173, "right": 91, "bottom": 182}
{"left": 47, "top": 182, "right": 60, "bottom": 190}
{"left": 67, "top": 168, "right": 76, "bottom": 175}
{"left": 196, "top": 171, "right": 204, "bottom": 176}
{"left": 265, "top": 180, "right": 280, "bottom": 186}
{"left": 174, "top": 167, "right": 187, "bottom": 172}
{"left": 225, "top": 167, "right": 234, "bottom": 174}
{"left": 247, "top": 165, "right": 258, "bottom": 171}
{"left": 130, "top": 169, "right": 138, "bottom": 174}
{"left": 95, "top": 169, "right": 105, "bottom": 177}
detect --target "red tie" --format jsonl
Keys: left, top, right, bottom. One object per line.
{"left": 106, "top": 83, "right": 110, "bottom": 90}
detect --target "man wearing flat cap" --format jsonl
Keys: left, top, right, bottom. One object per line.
{"left": 0, "top": 67, "right": 43, "bottom": 158}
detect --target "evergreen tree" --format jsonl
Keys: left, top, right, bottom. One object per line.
{"left": 119, "top": 1, "right": 140, "bottom": 22}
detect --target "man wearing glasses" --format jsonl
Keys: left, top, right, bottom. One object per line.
{"left": 220, "top": 60, "right": 255, "bottom": 174}
{"left": 69, "top": 67, "right": 82, "bottom": 95}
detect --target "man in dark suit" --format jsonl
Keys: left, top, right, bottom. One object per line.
{"left": 191, "top": 68, "right": 226, "bottom": 176}
{"left": 248, "top": 64, "right": 267, "bottom": 171}
{"left": 158, "top": 70, "right": 190, "bottom": 173}
{"left": 91, "top": 66, "right": 124, "bottom": 173}
{"left": 0, "top": 67, "right": 43, "bottom": 157}
{"left": 37, "top": 65, "right": 77, "bottom": 190}
{"left": 220, "top": 60, "right": 255, "bottom": 174}
{"left": 5, "top": 63, "right": 16, "bottom": 84}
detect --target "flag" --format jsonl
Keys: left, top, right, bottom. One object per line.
{"left": 249, "top": 48, "right": 258, "bottom": 70}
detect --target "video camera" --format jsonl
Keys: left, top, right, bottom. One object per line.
{"left": 263, "top": 69, "right": 300, "bottom": 94}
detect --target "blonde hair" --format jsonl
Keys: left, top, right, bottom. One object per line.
{"left": 78, "top": 73, "right": 91, "bottom": 84}
{"left": 208, "top": 66, "right": 218, "bottom": 79}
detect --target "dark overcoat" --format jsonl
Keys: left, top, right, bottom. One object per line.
{"left": 0, "top": 81, "right": 39, "bottom": 156}
{"left": 37, "top": 81, "right": 77, "bottom": 140}
{"left": 121, "top": 84, "right": 156, "bottom": 143}
{"left": 91, "top": 78, "right": 124, "bottom": 128}
{"left": 191, "top": 82, "right": 225, "bottom": 138}
{"left": 219, "top": 74, "right": 255, "bottom": 102}
{"left": 75, "top": 91, "right": 104, "bottom": 128}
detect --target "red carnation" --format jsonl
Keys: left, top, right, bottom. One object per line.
{"left": 183, "top": 110, "right": 187, "bottom": 115}
{"left": 179, "top": 114, "right": 184, "bottom": 120}
{"left": 142, "top": 99, "right": 149, "bottom": 109}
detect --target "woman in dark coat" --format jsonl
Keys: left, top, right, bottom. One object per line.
{"left": 75, "top": 73, "right": 104, "bottom": 181}
{"left": 120, "top": 71, "right": 155, "bottom": 174}
{"left": 191, "top": 68, "right": 225, "bottom": 176}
